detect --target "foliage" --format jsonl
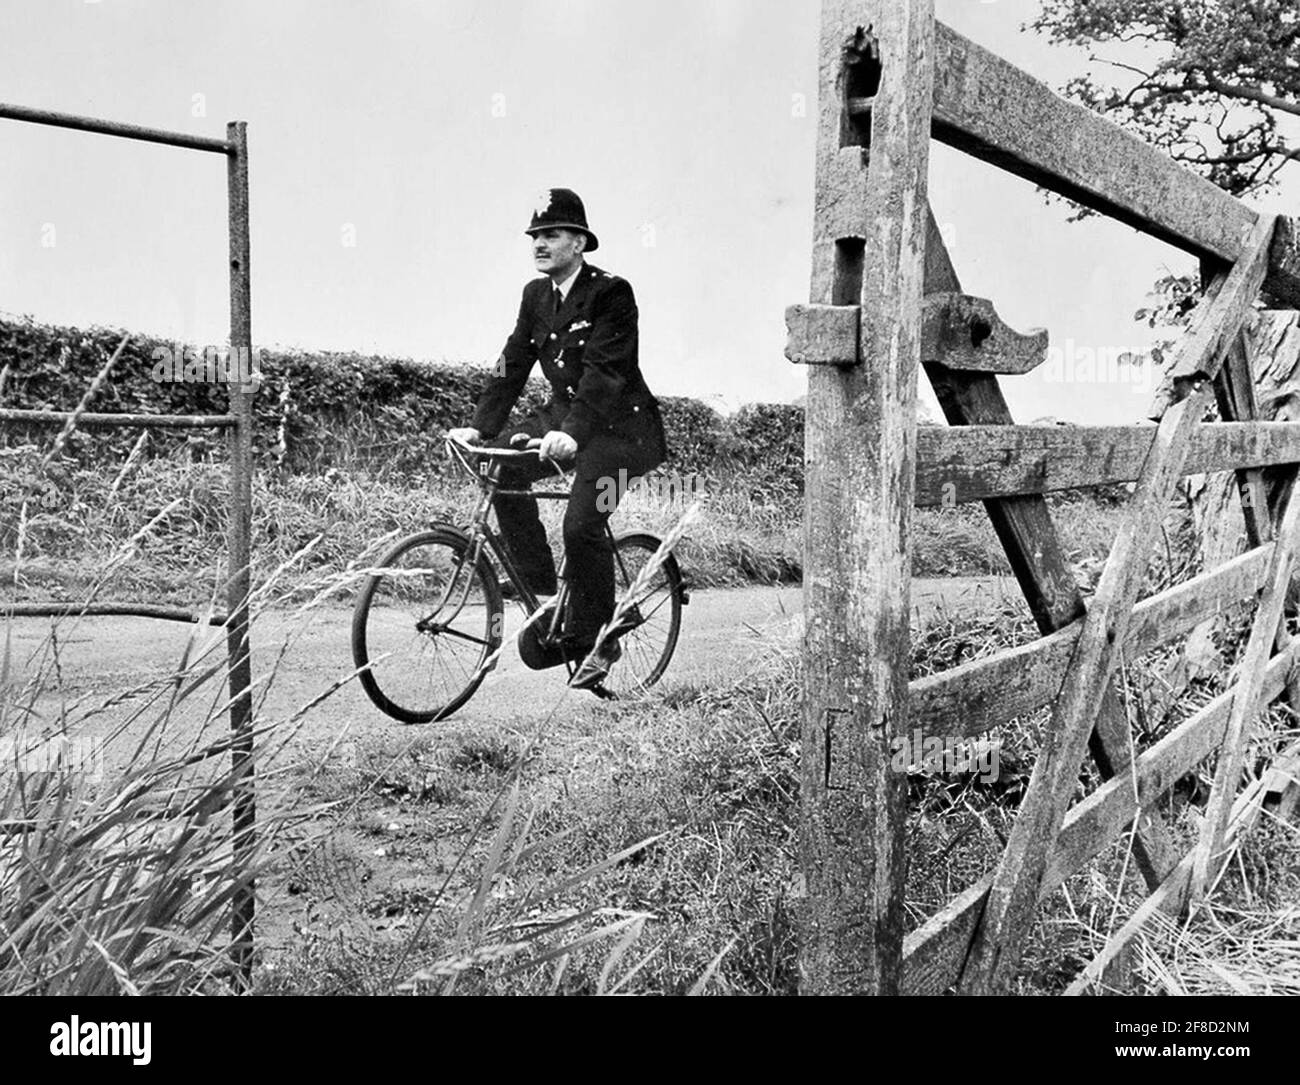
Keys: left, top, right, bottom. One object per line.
{"left": 0, "top": 314, "right": 545, "bottom": 474}
{"left": 0, "top": 315, "right": 804, "bottom": 487}
{"left": 1031, "top": 0, "right": 1300, "bottom": 201}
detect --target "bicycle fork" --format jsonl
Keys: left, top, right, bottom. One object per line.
{"left": 415, "top": 531, "right": 490, "bottom": 636}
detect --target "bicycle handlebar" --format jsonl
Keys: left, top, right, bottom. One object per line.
{"left": 445, "top": 435, "right": 541, "bottom": 461}
{"left": 445, "top": 436, "right": 574, "bottom": 486}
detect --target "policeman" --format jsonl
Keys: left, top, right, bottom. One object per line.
{"left": 449, "top": 188, "right": 667, "bottom": 688}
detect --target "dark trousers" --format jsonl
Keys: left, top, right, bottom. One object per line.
{"left": 491, "top": 421, "right": 627, "bottom": 642}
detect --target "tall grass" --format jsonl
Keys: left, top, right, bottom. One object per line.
{"left": 1, "top": 439, "right": 1144, "bottom": 612}
{"left": 0, "top": 432, "right": 390, "bottom": 993}
{"left": 0, "top": 530, "right": 363, "bottom": 994}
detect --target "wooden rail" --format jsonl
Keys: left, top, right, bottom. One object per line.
{"left": 915, "top": 422, "right": 1300, "bottom": 506}
{"left": 909, "top": 545, "right": 1274, "bottom": 742}
{"left": 862, "top": 26, "right": 1300, "bottom": 305}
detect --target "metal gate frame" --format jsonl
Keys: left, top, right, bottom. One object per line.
{"left": 0, "top": 102, "right": 257, "bottom": 984}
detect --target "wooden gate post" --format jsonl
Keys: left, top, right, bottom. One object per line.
{"left": 795, "top": 0, "right": 936, "bottom": 994}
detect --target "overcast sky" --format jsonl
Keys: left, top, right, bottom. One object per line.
{"left": 1, "top": 0, "right": 1294, "bottom": 423}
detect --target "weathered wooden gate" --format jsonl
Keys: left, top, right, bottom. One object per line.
{"left": 788, "top": 0, "right": 1300, "bottom": 995}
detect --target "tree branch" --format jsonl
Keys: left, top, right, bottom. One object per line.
{"left": 1255, "top": 145, "right": 1300, "bottom": 189}
{"left": 1201, "top": 75, "right": 1300, "bottom": 118}
{"left": 1094, "top": 55, "right": 1155, "bottom": 82}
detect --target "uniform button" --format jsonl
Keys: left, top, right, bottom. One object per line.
{"left": 633, "top": 406, "right": 640, "bottom": 413}
{"left": 550, "top": 333, "right": 558, "bottom": 340}
{"left": 578, "top": 340, "right": 585, "bottom": 346}
{"left": 557, "top": 360, "right": 565, "bottom": 368}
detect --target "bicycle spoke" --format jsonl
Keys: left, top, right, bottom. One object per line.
{"left": 354, "top": 530, "right": 502, "bottom": 722}
{"left": 601, "top": 535, "right": 683, "bottom": 697}
{"left": 630, "top": 592, "right": 672, "bottom": 625}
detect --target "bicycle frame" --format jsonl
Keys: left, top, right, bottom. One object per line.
{"left": 445, "top": 438, "right": 635, "bottom": 652}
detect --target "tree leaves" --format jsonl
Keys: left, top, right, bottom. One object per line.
{"left": 1030, "top": 0, "right": 1300, "bottom": 200}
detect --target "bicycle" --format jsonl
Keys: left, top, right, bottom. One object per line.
{"left": 351, "top": 436, "right": 689, "bottom": 723}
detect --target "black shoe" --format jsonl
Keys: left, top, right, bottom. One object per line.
{"left": 568, "top": 636, "right": 623, "bottom": 691}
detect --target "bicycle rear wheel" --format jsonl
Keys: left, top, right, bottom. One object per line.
{"left": 352, "top": 526, "right": 503, "bottom": 724}
{"left": 600, "top": 532, "right": 684, "bottom": 696}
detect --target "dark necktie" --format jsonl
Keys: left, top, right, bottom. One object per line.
{"left": 553, "top": 287, "right": 563, "bottom": 318}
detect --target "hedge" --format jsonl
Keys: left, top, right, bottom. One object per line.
{"left": 0, "top": 314, "right": 805, "bottom": 487}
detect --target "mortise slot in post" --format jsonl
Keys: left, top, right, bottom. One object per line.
{"left": 840, "top": 26, "right": 882, "bottom": 149}
{"left": 833, "top": 238, "right": 866, "bottom": 307}
{"left": 825, "top": 715, "right": 835, "bottom": 787}
{"left": 824, "top": 708, "right": 851, "bottom": 790}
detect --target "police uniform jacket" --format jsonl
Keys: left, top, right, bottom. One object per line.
{"left": 471, "top": 262, "right": 668, "bottom": 479}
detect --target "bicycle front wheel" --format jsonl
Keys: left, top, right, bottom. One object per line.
{"left": 352, "top": 527, "right": 503, "bottom": 724}
{"left": 601, "top": 532, "right": 684, "bottom": 696}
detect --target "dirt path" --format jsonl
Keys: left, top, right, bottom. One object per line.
{"left": 5, "top": 577, "right": 1021, "bottom": 748}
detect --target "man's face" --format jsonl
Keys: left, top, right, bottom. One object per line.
{"left": 531, "top": 228, "right": 586, "bottom": 280}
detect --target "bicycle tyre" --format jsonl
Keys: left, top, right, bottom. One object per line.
{"left": 352, "top": 526, "right": 503, "bottom": 724}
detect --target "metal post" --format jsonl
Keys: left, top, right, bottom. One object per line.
{"left": 225, "top": 120, "right": 256, "bottom": 987}
{"left": 0, "top": 409, "right": 235, "bottom": 429}
{"left": 0, "top": 101, "right": 231, "bottom": 154}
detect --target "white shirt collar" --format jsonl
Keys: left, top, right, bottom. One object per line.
{"left": 554, "top": 262, "right": 584, "bottom": 300}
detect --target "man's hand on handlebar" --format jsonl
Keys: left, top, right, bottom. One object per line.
{"left": 447, "top": 427, "right": 483, "bottom": 446}
{"left": 445, "top": 427, "right": 575, "bottom": 465}
{"left": 539, "top": 431, "right": 578, "bottom": 464}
